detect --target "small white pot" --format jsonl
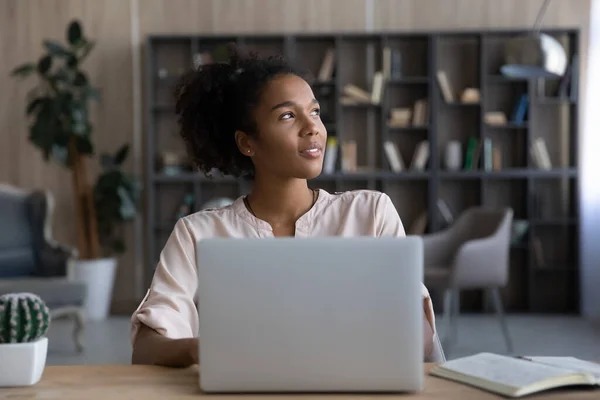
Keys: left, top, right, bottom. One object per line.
{"left": 69, "top": 257, "right": 117, "bottom": 321}
{"left": 0, "top": 337, "right": 48, "bottom": 387}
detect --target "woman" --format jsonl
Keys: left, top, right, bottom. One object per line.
{"left": 131, "top": 46, "right": 442, "bottom": 367}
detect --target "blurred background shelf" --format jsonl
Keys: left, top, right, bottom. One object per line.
{"left": 145, "top": 29, "right": 579, "bottom": 314}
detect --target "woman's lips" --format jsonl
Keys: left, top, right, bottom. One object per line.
{"left": 299, "top": 145, "right": 323, "bottom": 159}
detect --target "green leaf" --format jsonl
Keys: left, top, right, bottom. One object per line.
{"left": 83, "top": 86, "right": 101, "bottom": 102}
{"left": 43, "top": 40, "right": 70, "bottom": 57}
{"left": 51, "top": 145, "right": 69, "bottom": 167}
{"left": 118, "top": 185, "right": 136, "bottom": 219}
{"left": 73, "top": 72, "right": 87, "bottom": 86}
{"left": 26, "top": 97, "right": 47, "bottom": 115}
{"left": 114, "top": 145, "right": 129, "bottom": 166}
{"left": 37, "top": 55, "right": 52, "bottom": 75}
{"left": 67, "top": 20, "right": 82, "bottom": 46}
{"left": 11, "top": 63, "right": 36, "bottom": 78}
{"left": 67, "top": 54, "right": 78, "bottom": 68}
{"left": 78, "top": 41, "right": 95, "bottom": 62}
{"left": 76, "top": 136, "right": 93, "bottom": 154}
{"left": 100, "top": 154, "right": 114, "bottom": 170}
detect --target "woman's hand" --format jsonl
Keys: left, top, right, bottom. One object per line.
{"left": 187, "top": 337, "right": 199, "bottom": 365}
{"left": 132, "top": 324, "right": 199, "bottom": 367}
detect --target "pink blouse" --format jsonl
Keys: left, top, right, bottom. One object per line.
{"left": 131, "top": 189, "right": 444, "bottom": 361}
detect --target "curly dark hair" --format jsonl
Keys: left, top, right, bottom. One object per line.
{"left": 174, "top": 44, "right": 300, "bottom": 180}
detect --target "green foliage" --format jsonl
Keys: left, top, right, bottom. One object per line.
{"left": 11, "top": 20, "right": 140, "bottom": 257}
{"left": 0, "top": 293, "right": 50, "bottom": 344}
{"left": 11, "top": 20, "right": 99, "bottom": 166}
{"left": 95, "top": 144, "right": 141, "bottom": 256}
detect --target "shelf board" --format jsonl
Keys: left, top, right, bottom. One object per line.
{"left": 341, "top": 102, "right": 380, "bottom": 109}
{"left": 387, "top": 77, "right": 429, "bottom": 85}
{"left": 485, "top": 122, "right": 528, "bottom": 129}
{"left": 440, "top": 168, "right": 576, "bottom": 179}
{"left": 443, "top": 101, "right": 480, "bottom": 108}
{"left": 154, "top": 173, "right": 238, "bottom": 183}
{"left": 530, "top": 168, "right": 577, "bottom": 178}
{"left": 440, "top": 169, "right": 529, "bottom": 179}
{"left": 314, "top": 171, "right": 430, "bottom": 180}
{"left": 387, "top": 125, "right": 429, "bottom": 132}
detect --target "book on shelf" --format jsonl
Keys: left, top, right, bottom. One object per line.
{"left": 411, "top": 98, "right": 429, "bottom": 126}
{"left": 410, "top": 140, "right": 429, "bottom": 171}
{"left": 530, "top": 138, "right": 552, "bottom": 169}
{"left": 382, "top": 47, "right": 402, "bottom": 80}
{"left": 340, "top": 140, "right": 357, "bottom": 172}
{"left": 436, "top": 70, "right": 455, "bottom": 103}
{"left": 371, "top": 71, "right": 385, "bottom": 104}
{"left": 341, "top": 71, "right": 386, "bottom": 106}
{"left": 383, "top": 140, "right": 405, "bottom": 172}
{"left": 317, "top": 47, "right": 335, "bottom": 82}
{"left": 511, "top": 94, "right": 529, "bottom": 124}
{"left": 484, "top": 111, "right": 508, "bottom": 126}
{"left": 322, "top": 137, "right": 338, "bottom": 174}
{"left": 430, "top": 352, "right": 600, "bottom": 398}
{"left": 341, "top": 83, "right": 372, "bottom": 104}
{"left": 437, "top": 198, "right": 454, "bottom": 227}
{"left": 388, "top": 107, "right": 412, "bottom": 128}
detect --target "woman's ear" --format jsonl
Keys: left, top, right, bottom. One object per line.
{"left": 235, "top": 130, "right": 255, "bottom": 157}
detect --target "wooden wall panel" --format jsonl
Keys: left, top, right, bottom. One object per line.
{"left": 0, "top": 0, "right": 592, "bottom": 315}
{"left": 137, "top": 0, "right": 368, "bottom": 35}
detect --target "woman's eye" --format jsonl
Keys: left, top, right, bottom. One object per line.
{"left": 311, "top": 108, "right": 321, "bottom": 116}
{"left": 280, "top": 112, "right": 293, "bottom": 120}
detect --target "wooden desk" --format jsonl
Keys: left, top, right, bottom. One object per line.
{"left": 2, "top": 364, "right": 596, "bottom": 399}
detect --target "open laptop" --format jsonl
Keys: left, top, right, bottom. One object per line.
{"left": 196, "top": 236, "right": 424, "bottom": 393}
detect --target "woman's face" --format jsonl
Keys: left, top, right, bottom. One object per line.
{"left": 239, "top": 74, "right": 327, "bottom": 181}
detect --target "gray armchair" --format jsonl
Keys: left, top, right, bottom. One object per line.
{"left": 0, "top": 184, "right": 86, "bottom": 352}
{"left": 422, "top": 207, "right": 514, "bottom": 354}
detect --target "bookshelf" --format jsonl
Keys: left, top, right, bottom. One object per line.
{"left": 144, "top": 29, "right": 580, "bottom": 314}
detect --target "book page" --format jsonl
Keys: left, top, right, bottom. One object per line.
{"left": 434, "top": 353, "right": 580, "bottom": 389}
{"left": 525, "top": 357, "right": 600, "bottom": 380}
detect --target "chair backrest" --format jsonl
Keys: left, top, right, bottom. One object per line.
{"left": 451, "top": 207, "right": 514, "bottom": 288}
{"left": 0, "top": 185, "right": 47, "bottom": 277}
{"left": 450, "top": 206, "right": 513, "bottom": 243}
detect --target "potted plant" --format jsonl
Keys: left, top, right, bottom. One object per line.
{"left": 10, "top": 20, "right": 140, "bottom": 320}
{"left": 0, "top": 293, "right": 50, "bottom": 387}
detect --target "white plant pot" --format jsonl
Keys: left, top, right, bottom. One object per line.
{"left": 0, "top": 337, "right": 48, "bottom": 387}
{"left": 69, "top": 257, "right": 117, "bottom": 321}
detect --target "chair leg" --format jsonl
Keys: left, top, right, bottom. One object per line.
{"left": 442, "top": 289, "right": 453, "bottom": 345}
{"left": 72, "top": 309, "right": 85, "bottom": 353}
{"left": 489, "top": 288, "right": 513, "bottom": 354}
{"left": 442, "top": 289, "right": 460, "bottom": 351}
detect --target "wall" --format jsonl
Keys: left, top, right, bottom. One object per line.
{"left": 1, "top": 0, "right": 595, "bottom": 315}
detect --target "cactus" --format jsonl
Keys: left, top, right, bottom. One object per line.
{"left": 0, "top": 293, "right": 50, "bottom": 344}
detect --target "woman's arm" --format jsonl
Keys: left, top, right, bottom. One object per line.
{"left": 130, "top": 218, "right": 200, "bottom": 366}
{"left": 132, "top": 324, "right": 198, "bottom": 367}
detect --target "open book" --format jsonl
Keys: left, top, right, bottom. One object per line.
{"left": 430, "top": 352, "right": 600, "bottom": 398}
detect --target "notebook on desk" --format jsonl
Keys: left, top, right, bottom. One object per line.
{"left": 430, "top": 352, "right": 600, "bottom": 398}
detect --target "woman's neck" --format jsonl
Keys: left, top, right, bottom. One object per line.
{"left": 246, "top": 175, "right": 316, "bottom": 227}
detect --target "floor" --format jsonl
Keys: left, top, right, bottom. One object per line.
{"left": 46, "top": 314, "right": 600, "bottom": 365}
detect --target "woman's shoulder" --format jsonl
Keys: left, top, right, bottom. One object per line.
{"left": 174, "top": 197, "right": 246, "bottom": 237}
{"left": 319, "top": 188, "right": 393, "bottom": 210}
